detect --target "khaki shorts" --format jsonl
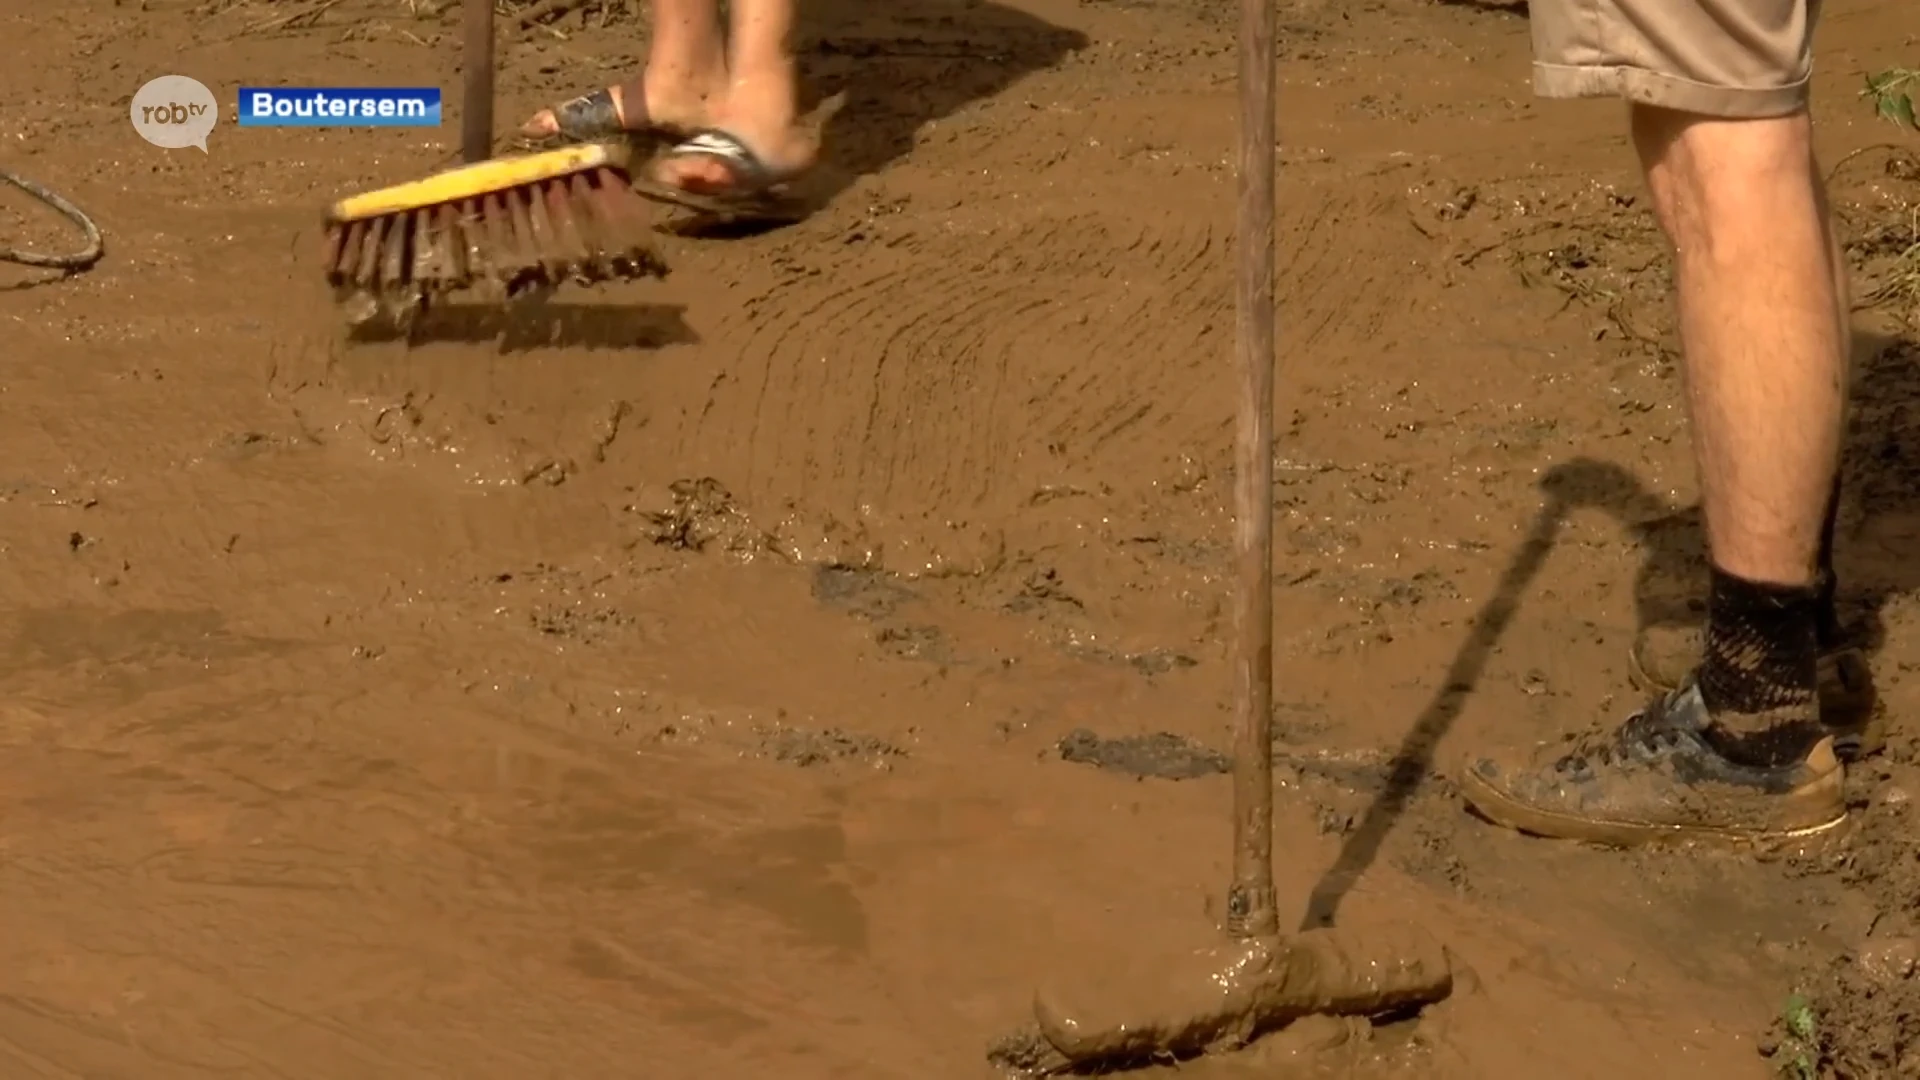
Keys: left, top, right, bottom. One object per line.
{"left": 1529, "top": 0, "right": 1821, "bottom": 118}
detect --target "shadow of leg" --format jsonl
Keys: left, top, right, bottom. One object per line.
{"left": 1299, "top": 458, "right": 1669, "bottom": 930}
{"left": 796, "top": 0, "right": 1091, "bottom": 205}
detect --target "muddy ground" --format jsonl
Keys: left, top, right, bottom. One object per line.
{"left": 1, "top": 0, "right": 1917, "bottom": 1076}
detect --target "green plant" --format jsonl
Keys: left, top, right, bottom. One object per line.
{"left": 1865, "top": 68, "right": 1920, "bottom": 130}
{"left": 1850, "top": 67, "right": 1920, "bottom": 324}
{"left": 1775, "top": 993, "right": 1820, "bottom": 1080}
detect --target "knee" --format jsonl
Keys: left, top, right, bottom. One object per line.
{"left": 1630, "top": 105, "right": 1817, "bottom": 250}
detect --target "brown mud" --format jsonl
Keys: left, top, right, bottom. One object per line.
{"left": 1011, "top": 924, "right": 1453, "bottom": 1072}
{"left": 1, "top": 0, "right": 1917, "bottom": 1076}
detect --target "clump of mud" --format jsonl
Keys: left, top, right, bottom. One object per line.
{"left": 633, "top": 478, "right": 763, "bottom": 553}
{"left": 1836, "top": 146, "right": 1920, "bottom": 327}
{"left": 649, "top": 710, "right": 908, "bottom": 769}
{"left": 813, "top": 565, "right": 918, "bottom": 620}
{"left": 1767, "top": 946, "right": 1920, "bottom": 1078}
{"left": 1056, "top": 729, "right": 1229, "bottom": 780}
{"left": 1773, "top": 742, "right": 1920, "bottom": 1077}
{"left": 760, "top": 727, "right": 907, "bottom": 768}
{"left": 992, "top": 926, "right": 1453, "bottom": 1077}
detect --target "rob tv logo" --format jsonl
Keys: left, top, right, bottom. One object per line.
{"left": 130, "top": 75, "right": 219, "bottom": 152}
{"left": 141, "top": 100, "right": 210, "bottom": 126}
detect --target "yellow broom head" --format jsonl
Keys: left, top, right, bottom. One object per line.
{"left": 321, "top": 141, "right": 667, "bottom": 320}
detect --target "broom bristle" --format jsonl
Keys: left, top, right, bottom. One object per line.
{"left": 322, "top": 165, "right": 667, "bottom": 317}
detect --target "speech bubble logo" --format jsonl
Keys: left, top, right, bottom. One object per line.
{"left": 131, "top": 75, "right": 219, "bottom": 153}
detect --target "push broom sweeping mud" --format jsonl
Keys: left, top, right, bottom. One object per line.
{"left": 987, "top": 0, "right": 1454, "bottom": 1072}
{"left": 319, "top": 0, "right": 666, "bottom": 323}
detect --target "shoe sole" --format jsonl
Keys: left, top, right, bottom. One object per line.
{"left": 1625, "top": 644, "right": 1886, "bottom": 762}
{"left": 1457, "top": 768, "right": 1850, "bottom": 849}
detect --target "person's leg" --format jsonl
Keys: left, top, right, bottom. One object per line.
{"left": 520, "top": 0, "right": 726, "bottom": 140}
{"left": 1625, "top": 158, "right": 1879, "bottom": 756}
{"left": 1457, "top": 0, "right": 1855, "bottom": 844}
{"left": 1632, "top": 106, "right": 1842, "bottom": 760}
{"left": 650, "top": 0, "right": 817, "bottom": 198}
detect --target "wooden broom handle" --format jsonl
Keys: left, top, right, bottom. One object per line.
{"left": 461, "top": 0, "right": 495, "bottom": 163}
{"left": 1225, "top": 0, "right": 1279, "bottom": 940}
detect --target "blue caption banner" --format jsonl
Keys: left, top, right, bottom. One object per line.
{"left": 237, "top": 87, "right": 442, "bottom": 127}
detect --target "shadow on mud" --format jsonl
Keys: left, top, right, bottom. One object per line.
{"left": 1632, "top": 329, "right": 1920, "bottom": 671}
{"left": 602, "top": 0, "right": 1085, "bottom": 234}
{"left": 346, "top": 301, "right": 698, "bottom": 352}
{"left": 796, "top": 0, "right": 1090, "bottom": 204}
{"left": 0, "top": 270, "right": 77, "bottom": 294}
{"left": 1430, "top": 0, "right": 1528, "bottom": 16}
{"left": 1299, "top": 327, "right": 1920, "bottom": 930}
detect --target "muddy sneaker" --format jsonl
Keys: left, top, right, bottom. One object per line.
{"left": 1459, "top": 681, "right": 1846, "bottom": 846}
{"left": 1629, "top": 622, "right": 1883, "bottom": 761}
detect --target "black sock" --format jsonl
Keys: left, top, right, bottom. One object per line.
{"left": 1696, "top": 567, "right": 1823, "bottom": 768}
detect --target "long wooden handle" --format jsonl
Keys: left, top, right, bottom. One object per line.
{"left": 461, "top": 0, "right": 495, "bottom": 163}
{"left": 1225, "top": 0, "right": 1278, "bottom": 940}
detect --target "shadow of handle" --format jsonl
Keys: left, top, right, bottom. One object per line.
{"left": 1297, "top": 458, "right": 1656, "bottom": 930}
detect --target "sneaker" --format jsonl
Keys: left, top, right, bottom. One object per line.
{"left": 1459, "top": 681, "right": 1847, "bottom": 846}
{"left": 1629, "top": 622, "right": 1883, "bottom": 761}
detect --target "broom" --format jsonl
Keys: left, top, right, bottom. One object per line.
{"left": 320, "top": 0, "right": 666, "bottom": 321}
{"left": 986, "top": 0, "right": 1454, "bottom": 1072}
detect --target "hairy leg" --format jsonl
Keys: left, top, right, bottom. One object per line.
{"left": 520, "top": 0, "right": 723, "bottom": 137}
{"left": 1632, "top": 105, "right": 1844, "bottom": 586}
{"left": 654, "top": 0, "right": 816, "bottom": 193}
{"left": 644, "top": 0, "right": 728, "bottom": 122}
{"left": 1632, "top": 104, "right": 1847, "bottom": 765}
{"left": 1454, "top": 0, "right": 1857, "bottom": 845}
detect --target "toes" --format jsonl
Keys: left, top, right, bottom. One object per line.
{"left": 654, "top": 155, "right": 734, "bottom": 193}
{"left": 682, "top": 159, "right": 738, "bottom": 192}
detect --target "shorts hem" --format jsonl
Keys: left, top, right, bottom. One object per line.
{"left": 1533, "top": 62, "right": 1810, "bottom": 119}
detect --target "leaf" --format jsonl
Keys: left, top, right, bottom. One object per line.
{"left": 1873, "top": 90, "right": 1917, "bottom": 130}
{"left": 1784, "top": 993, "right": 1818, "bottom": 1041}
{"left": 1893, "top": 91, "right": 1919, "bottom": 131}
{"left": 1864, "top": 68, "right": 1920, "bottom": 127}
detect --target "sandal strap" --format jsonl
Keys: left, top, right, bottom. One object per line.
{"left": 665, "top": 129, "right": 779, "bottom": 189}
{"left": 550, "top": 88, "right": 623, "bottom": 141}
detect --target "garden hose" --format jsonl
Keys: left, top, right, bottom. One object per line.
{"left": 0, "top": 168, "right": 103, "bottom": 271}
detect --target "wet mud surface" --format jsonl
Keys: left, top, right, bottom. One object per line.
{"left": 2, "top": 0, "right": 1919, "bottom": 1076}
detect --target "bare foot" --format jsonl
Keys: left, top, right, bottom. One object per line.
{"left": 651, "top": 116, "right": 816, "bottom": 198}
{"left": 519, "top": 74, "right": 713, "bottom": 141}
